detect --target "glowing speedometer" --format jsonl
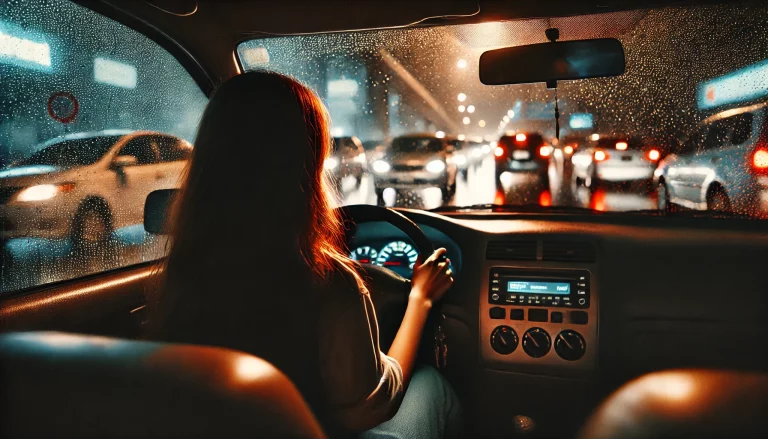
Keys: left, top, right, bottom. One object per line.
{"left": 375, "top": 241, "right": 419, "bottom": 277}
{"left": 349, "top": 246, "right": 378, "bottom": 264}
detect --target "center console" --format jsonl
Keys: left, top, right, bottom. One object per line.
{"left": 480, "top": 265, "right": 599, "bottom": 376}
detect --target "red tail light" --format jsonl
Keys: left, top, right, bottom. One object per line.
{"left": 752, "top": 148, "right": 768, "bottom": 173}
{"left": 594, "top": 150, "right": 608, "bottom": 162}
{"left": 647, "top": 149, "right": 661, "bottom": 161}
{"left": 494, "top": 146, "right": 505, "bottom": 157}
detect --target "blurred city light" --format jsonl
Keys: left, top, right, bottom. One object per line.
{"left": 616, "top": 141, "right": 628, "bottom": 150}
{"left": 94, "top": 57, "right": 137, "bottom": 89}
{"left": 507, "top": 110, "right": 515, "bottom": 118}
{"left": 564, "top": 145, "right": 574, "bottom": 154}
{"left": 502, "top": 115, "right": 509, "bottom": 122}
{"left": 435, "top": 130, "right": 446, "bottom": 138}
{"left": 456, "top": 58, "right": 467, "bottom": 69}
{"left": 467, "top": 105, "right": 475, "bottom": 113}
{"left": 478, "top": 120, "right": 486, "bottom": 127}
{"left": 515, "top": 133, "right": 527, "bottom": 142}
{"left": 648, "top": 149, "right": 661, "bottom": 161}
{"left": 331, "top": 127, "right": 344, "bottom": 136}
{"left": 569, "top": 113, "right": 594, "bottom": 129}
{"left": 463, "top": 117, "right": 470, "bottom": 125}
{"left": 0, "top": 22, "right": 51, "bottom": 70}
{"left": 458, "top": 134, "right": 466, "bottom": 141}
{"left": 590, "top": 133, "right": 600, "bottom": 141}
{"left": 457, "top": 93, "right": 467, "bottom": 102}
{"left": 458, "top": 105, "right": 466, "bottom": 112}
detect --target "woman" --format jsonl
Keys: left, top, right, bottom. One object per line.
{"left": 149, "top": 71, "right": 461, "bottom": 437}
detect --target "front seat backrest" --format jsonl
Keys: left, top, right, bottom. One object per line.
{"left": 0, "top": 331, "right": 325, "bottom": 438}
{"left": 578, "top": 369, "right": 768, "bottom": 439}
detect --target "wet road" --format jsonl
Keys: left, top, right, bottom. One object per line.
{"left": 1, "top": 153, "right": 656, "bottom": 292}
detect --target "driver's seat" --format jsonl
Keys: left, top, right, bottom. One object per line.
{"left": 0, "top": 331, "right": 325, "bottom": 438}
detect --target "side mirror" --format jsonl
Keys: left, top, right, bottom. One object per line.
{"left": 112, "top": 155, "right": 138, "bottom": 169}
{"left": 144, "top": 189, "right": 180, "bottom": 234}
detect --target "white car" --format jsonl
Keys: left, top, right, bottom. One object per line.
{"left": 572, "top": 137, "right": 660, "bottom": 191}
{"left": 0, "top": 130, "right": 191, "bottom": 246}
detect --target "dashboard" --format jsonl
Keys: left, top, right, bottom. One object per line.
{"left": 348, "top": 209, "right": 768, "bottom": 436}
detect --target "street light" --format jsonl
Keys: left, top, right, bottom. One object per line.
{"left": 463, "top": 117, "right": 470, "bottom": 125}
{"left": 467, "top": 105, "right": 475, "bottom": 113}
{"left": 502, "top": 116, "right": 509, "bottom": 122}
{"left": 507, "top": 110, "right": 515, "bottom": 118}
{"left": 457, "top": 93, "right": 467, "bottom": 102}
{"left": 478, "top": 120, "right": 486, "bottom": 127}
{"left": 457, "top": 59, "right": 467, "bottom": 69}
{"left": 458, "top": 105, "right": 465, "bottom": 112}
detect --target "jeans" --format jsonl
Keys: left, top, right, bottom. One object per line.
{"left": 360, "top": 365, "right": 463, "bottom": 439}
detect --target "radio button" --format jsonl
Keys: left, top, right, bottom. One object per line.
{"left": 489, "top": 307, "right": 506, "bottom": 319}
{"left": 491, "top": 293, "right": 500, "bottom": 301}
{"left": 510, "top": 309, "right": 524, "bottom": 320}
{"left": 528, "top": 309, "right": 548, "bottom": 322}
{"left": 551, "top": 312, "right": 564, "bottom": 323}
{"left": 571, "top": 311, "right": 588, "bottom": 325}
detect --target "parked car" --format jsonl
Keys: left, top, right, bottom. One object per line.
{"left": 370, "top": 133, "right": 458, "bottom": 205}
{"left": 0, "top": 130, "right": 191, "bottom": 246}
{"left": 655, "top": 102, "right": 768, "bottom": 214}
{"left": 572, "top": 136, "right": 660, "bottom": 191}
{"left": 494, "top": 132, "right": 552, "bottom": 184}
{"left": 327, "top": 136, "right": 366, "bottom": 190}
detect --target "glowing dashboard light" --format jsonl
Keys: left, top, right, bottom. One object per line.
{"left": 564, "top": 145, "right": 574, "bottom": 154}
{"left": 462, "top": 117, "right": 470, "bottom": 125}
{"left": 648, "top": 149, "right": 661, "bottom": 161}
{"left": 435, "top": 130, "right": 445, "bottom": 139}
{"left": 594, "top": 150, "right": 608, "bottom": 162}
{"left": 616, "top": 141, "right": 628, "bottom": 150}
{"left": 456, "top": 58, "right": 467, "bottom": 69}
{"left": 754, "top": 149, "right": 768, "bottom": 169}
{"left": 324, "top": 157, "right": 339, "bottom": 170}
{"left": 426, "top": 160, "right": 446, "bottom": 173}
{"left": 457, "top": 93, "right": 467, "bottom": 102}
{"left": 372, "top": 160, "right": 390, "bottom": 173}
{"left": 539, "top": 145, "right": 552, "bottom": 157}
{"left": 458, "top": 105, "right": 466, "bottom": 112}
{"left": 590, "top": 133, "right": 600, "bottom": 141}
{"left": 467, "top": 105, "right": 475, "bottom": 113}
{"left": 494, "top": 146, "right": 505, "bottom": 157}
{"left": 15, "top": 183, "right": 72, "bottom": 202}
{"left": 515, "top": 133, "right": 527, "bottom": 142}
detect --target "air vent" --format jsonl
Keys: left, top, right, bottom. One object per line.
{"left": 486, "top": 240, "right": 537, "bottom": 261}
{"left": 542, "top": 241, "right": 596, "bottom": 262}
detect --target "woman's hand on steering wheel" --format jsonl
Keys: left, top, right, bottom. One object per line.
{"left": 410, "top": 248, "right": 453, "bottom": 306}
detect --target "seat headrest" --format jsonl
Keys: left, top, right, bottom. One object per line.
{"left": 144, "top": 188, "right": 179, "bottom": 234}
{"left": 578, "top": 369, "right": 768, "bottom": 439}
{"left": 0, "top": 331, "right": 325, "bottom": 438}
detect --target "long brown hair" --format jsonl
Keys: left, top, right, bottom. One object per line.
{"left": 149, "top": 71, "right": 365, "bottom": 343}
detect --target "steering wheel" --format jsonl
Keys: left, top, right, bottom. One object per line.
{"left": 338, "top": 204, "right": 443, "bottom": 351}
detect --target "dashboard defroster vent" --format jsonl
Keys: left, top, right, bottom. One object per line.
{"left": 486, "top": 240, "right": 537, "bottom": 261}
{"left": 542, "top": 241, "right": 596, "bottom": 262}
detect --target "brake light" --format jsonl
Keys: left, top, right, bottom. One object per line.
{"left": 494, "top": 146, "right": 505, "bottom": 157}
{"left": 515, "top": 133, "right": 527, "bottom": 142}
{"left": 647, "top": 149, "right": 661, "bottom": 161}
{"left": 615, "top": 141, "right": 628, "bottom": 150}
{"left": 753, "top": 149, "right": 768, "bottom": 170}
{"left": 594, "top": 150, "right": 608, "bottom": 161}
{"left": 538, "top": 145, "right": 552, "bottom": 157}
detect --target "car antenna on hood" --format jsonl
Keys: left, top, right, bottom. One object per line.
{"left": 545, "top": 27, "right": 561, "bottom": 141}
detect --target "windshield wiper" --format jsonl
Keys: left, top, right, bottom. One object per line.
{"left": 430, "top": 203, "right": 600, "bottom": 214}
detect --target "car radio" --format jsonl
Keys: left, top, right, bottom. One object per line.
{"left": 489, "top": 268, "right": 590, "bottom": 308}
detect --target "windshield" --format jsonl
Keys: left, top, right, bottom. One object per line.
{"left": 18, "top": 136, "right": 121, "bottom": 167}
{"left": 238, "top": 3, "right": 768, "bottom": 217}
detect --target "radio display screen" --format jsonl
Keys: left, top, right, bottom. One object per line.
{"left": 507, "top": 281, "right": 570, "bottom": 295}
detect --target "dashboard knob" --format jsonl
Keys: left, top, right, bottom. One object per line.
{"left": 522, "top": 327, "right": 551, "bottom": 358}
{"left": 554, "top": 330, "right": 586, "bottom": 361}
{"left": 490, "top": 325, "right": 519, "bottom": 355}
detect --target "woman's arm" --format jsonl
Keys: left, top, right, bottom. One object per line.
{"left": 386, "top": 248, "right": 453, "bottom": 385}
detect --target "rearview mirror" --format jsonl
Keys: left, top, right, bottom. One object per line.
{"left": 479, "top": 38, "right": 625, "bottom": 86}
{"left": 111, "top": 155, "right": 138, "bottom": 169}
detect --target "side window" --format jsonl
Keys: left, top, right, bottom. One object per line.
{"left": 702, "top": 119, "right": 732, "bottom": 152}
{"left": 118, "top": 137, "right": 161, "bottom": 165}
{"left": 157, "top": 136, "right": 192, "bottom": 162}
{"left": 0, "top": 0, "right": 207, "bottom": 294}
{"left": 730, "top": 113, "right": 754, "bottom": 146}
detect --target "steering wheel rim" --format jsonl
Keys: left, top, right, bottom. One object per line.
{"left": 338, "top": 204, "right": 436, "bottom": 257}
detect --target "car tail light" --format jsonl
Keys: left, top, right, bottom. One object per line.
{"left": 494, "top": 146, "right": 505, "bottom": 157}
{"left": 647, "top": 149, "right": 661, "bottom": 161}
{"left": 594, "top": 150, "right": 608, "bottom": 162}
{"left": 538, "top": 145, "right": 552, "bottom": 157}
{"left": 752, "top": 148, "right": 768, "bottom": 173}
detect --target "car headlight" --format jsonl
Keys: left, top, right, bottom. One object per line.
{"left": 426, "top": 160, "right": 446, "bottom": 173}
{"left": 15, "top": 183, "right": 74, "bottom": 202}
{"left": 454, "top": 155, "right": 467, "bottom": 166}
{"left": 372, "top": 160, "right": 390, "bottom": 173}
{"left": 324, "top": 157, "right": 339, "bottom": 170}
